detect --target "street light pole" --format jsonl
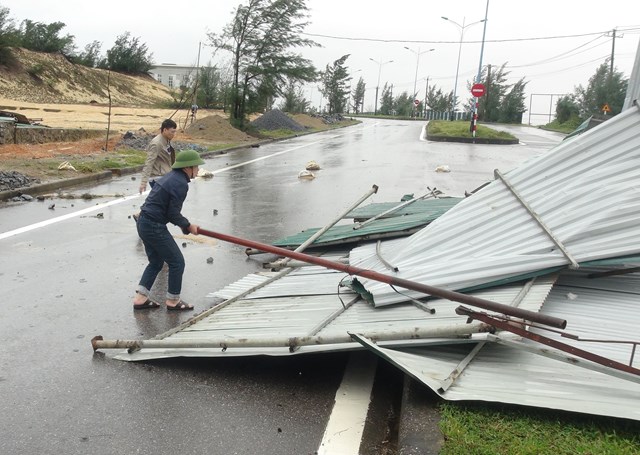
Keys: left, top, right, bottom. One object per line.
{"left": 369, "top": 58, "right": 393, "bottom": 116}
{"left": 442, "top": 16, "right": 485, "bottom": 121}
{"left": 404, "top": 47, "right": 435, "bottom": 117}
{"left": 471, "top": 0, "right": 490, "bottom": 137}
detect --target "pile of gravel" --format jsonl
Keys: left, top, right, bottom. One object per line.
{"left": 0, "top": 171, "right": 39, "bottom": 192}
{"left": 250, "top": 109, "right": 306, "bottom": 132}
{"left": 116, "top": 131, "right": 209, "bottom": 153}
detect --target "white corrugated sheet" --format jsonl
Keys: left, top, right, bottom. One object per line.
{"left": 623, "top": 38, "right": 640, "bottom": 110}
{"left": 349, "top": 104, "right": 640, "bottom": 306}
{"left": 116, "top": 269, "right": 555, "bottom": 361}
{"left": 354, "top": 268, "right": 640, "bottom": 421}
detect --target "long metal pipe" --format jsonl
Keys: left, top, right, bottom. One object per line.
{"left": 92, "top": 323, "right": 486, "bottom": 352}
{"left": 458, "top": 307, "right": 640, "bottom": 379}
{"left": 196, "top": 228, "right": 567, "bottom": 329}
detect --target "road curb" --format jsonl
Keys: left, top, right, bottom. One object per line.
{"left": 0, "top": 143, "right": 265, "bottom": 202}
{"left": 398, "top": 375, "right": 444, "bottom": 455}
{"left": 0, "top": 170, "right": 114, "bottom": 201}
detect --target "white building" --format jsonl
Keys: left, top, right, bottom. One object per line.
{"left": 149, "top": 64, "right": 197, "bottom": 89}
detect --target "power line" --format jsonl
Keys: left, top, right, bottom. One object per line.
{"left": 505, "top": 36, "right": 610, "bottom": 69}
{"left": 302, "top": 26, "right": 640, "bottom": 45}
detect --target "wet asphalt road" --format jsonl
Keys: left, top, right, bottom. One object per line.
{"left": 0, "top": 118, "right": 564, "bottom": 454}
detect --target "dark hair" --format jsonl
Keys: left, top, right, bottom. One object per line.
{"left": 161, "top": 119, "right": 177, "bottom": 131}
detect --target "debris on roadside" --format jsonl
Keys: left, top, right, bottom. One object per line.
{"left": 10, "top": 194, "right": 34, "bottom": 202}
{"left": 306, "top": 160, "right": 321, "bottom": 171}
{"left": 58, "top": 161, "right": 77, "bottom": 171}
{"left": 298, "top": 170, "right": 315, "bottom": 179}
{"left": 37, "top": 192, "right": 125, "bottom": 200}
{"left": 0, "top": 171, "right": 40, "bottom": 192}
{"left": 197, "top": 168, "right": 214, "bottom": 178}
{"left": 434, "top": 164, "right": 450, "bottom": 173}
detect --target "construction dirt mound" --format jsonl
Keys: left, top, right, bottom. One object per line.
{"left": 250, "top": 109, "right": 306, "bottom": 131}
{"left": 185, "top": 115, "right": 257, "bottom": 144}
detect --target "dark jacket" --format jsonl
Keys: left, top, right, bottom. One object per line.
{"left": 140, "top": 169, "right": 191, "bottom": 229}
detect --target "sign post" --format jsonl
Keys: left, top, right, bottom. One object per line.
{"left": 470, "top": 83, "right": 486, "bottom": 138}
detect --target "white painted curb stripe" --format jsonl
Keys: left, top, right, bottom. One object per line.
{"left": 318, "top": 353, "right": 378, "bottom": 455}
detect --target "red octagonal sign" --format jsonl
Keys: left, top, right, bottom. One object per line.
{"left": 471, "top": 83, "right": 486, "bottom": 97}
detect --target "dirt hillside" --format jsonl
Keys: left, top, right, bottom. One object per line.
{"left": 0, "top": 47, "right": 173, "bottom": 106}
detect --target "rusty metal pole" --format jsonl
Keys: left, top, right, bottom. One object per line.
{"left": 197, "top": 228, "right": 567, "bottom": 329}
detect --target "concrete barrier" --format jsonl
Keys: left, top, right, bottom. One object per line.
{"left": 15, "top": 126, "right": 105, "bottom": 144}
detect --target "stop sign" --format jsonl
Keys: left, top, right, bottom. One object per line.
{"left": 471, "top": 83, "right": 486, "bottom": 97}
{"left": 414, "top": 99, "right": 420, "bottom": 106}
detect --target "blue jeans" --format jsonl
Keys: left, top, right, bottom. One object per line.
{"left": 136, "top": 215, "right": 185, "bottom": 300}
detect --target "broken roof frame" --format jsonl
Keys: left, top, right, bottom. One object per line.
{"left": 94, "top": 48, "right": 640, "bottom": 420}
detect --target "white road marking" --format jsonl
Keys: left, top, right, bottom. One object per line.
{"left": 317, "top": 353, "right": 377, "bottom": 455}
{"left": 0, "top": 193, "right": 141, "bottom": 240}
{"left": 420, "top": 123, "right": 428, "bottom": 141}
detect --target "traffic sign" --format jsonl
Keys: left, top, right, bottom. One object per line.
{"left": 602, "top": 104, "right": 611, "bottom": 113}
{"left": 471, "top": 83, "right": 486, "bottom": 97}
{"left": 414, "top": 99, "right": 420, "bottom": 106}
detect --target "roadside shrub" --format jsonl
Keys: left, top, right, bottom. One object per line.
{"left": 27, "top": 63, "right": 45, "bottom": 79}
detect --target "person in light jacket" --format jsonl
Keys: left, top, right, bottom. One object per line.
{"left": 139, "top": 118, "right": 177, "bottom": 195}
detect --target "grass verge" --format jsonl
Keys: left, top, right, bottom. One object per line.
{"left": 439, "top": 402, "right": 640, "bottom": 455}
{"left": 428, "top": 120, "right": 516, "bottom": 140}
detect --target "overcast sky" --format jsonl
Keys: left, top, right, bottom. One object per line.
{"left": 5, "top": 0, "right": 640, "bottom": 122}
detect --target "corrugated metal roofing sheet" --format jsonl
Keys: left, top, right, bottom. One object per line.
{"left": 349, "top": 104, "right": 640, "bottom": 306}
{"left": 272, "top": 212, "right": 448, "bottom": 248}
{"left": 354, "top": 268, "right": 640, "bottom": 421}
{"left": 345, "top": 197, "right": 461, "bottom": 220}
{"left": 115, "top": 270, "right": 556, "bottom": 361}
{"left": 623, "top": 38, "right": 640, "bottom": 110}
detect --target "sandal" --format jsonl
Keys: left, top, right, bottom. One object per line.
{"left": 133, "top": 298, "right": 160, "bottom": 310}
{"left": 166, "top": 300, "right": 194, "bottom": 311}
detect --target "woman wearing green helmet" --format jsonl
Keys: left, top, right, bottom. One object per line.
{"left": 132, "top": 149, "right": 205, "bottom": 311}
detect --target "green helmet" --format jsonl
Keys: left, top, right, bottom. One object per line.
{"left": 172, "top": 149, "right": 205, "bottom": 169}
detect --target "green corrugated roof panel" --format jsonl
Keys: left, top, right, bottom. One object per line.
{"left": 580, "top": 254, "right": 640, "bottom": 266}
{"left": 273, "top": 212, "right": 446, "bottom": 248}
{"left": 345, "top": 197, "right": 461, "bottom": 220}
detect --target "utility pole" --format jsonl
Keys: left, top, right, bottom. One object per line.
{"left": 187, "top": 42, "right": 202, "bottom": 128}
{"left": 484, "top": 64, "right": 491, "bottom": 121}
{"left": 606, "top": 28, "right": 623, "bottom": 95}
{"left": 424, "top": 77, "right": 429, "bottom": 118}
{"left": 610, "top": 28, "right": 616, "bottom": 75}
